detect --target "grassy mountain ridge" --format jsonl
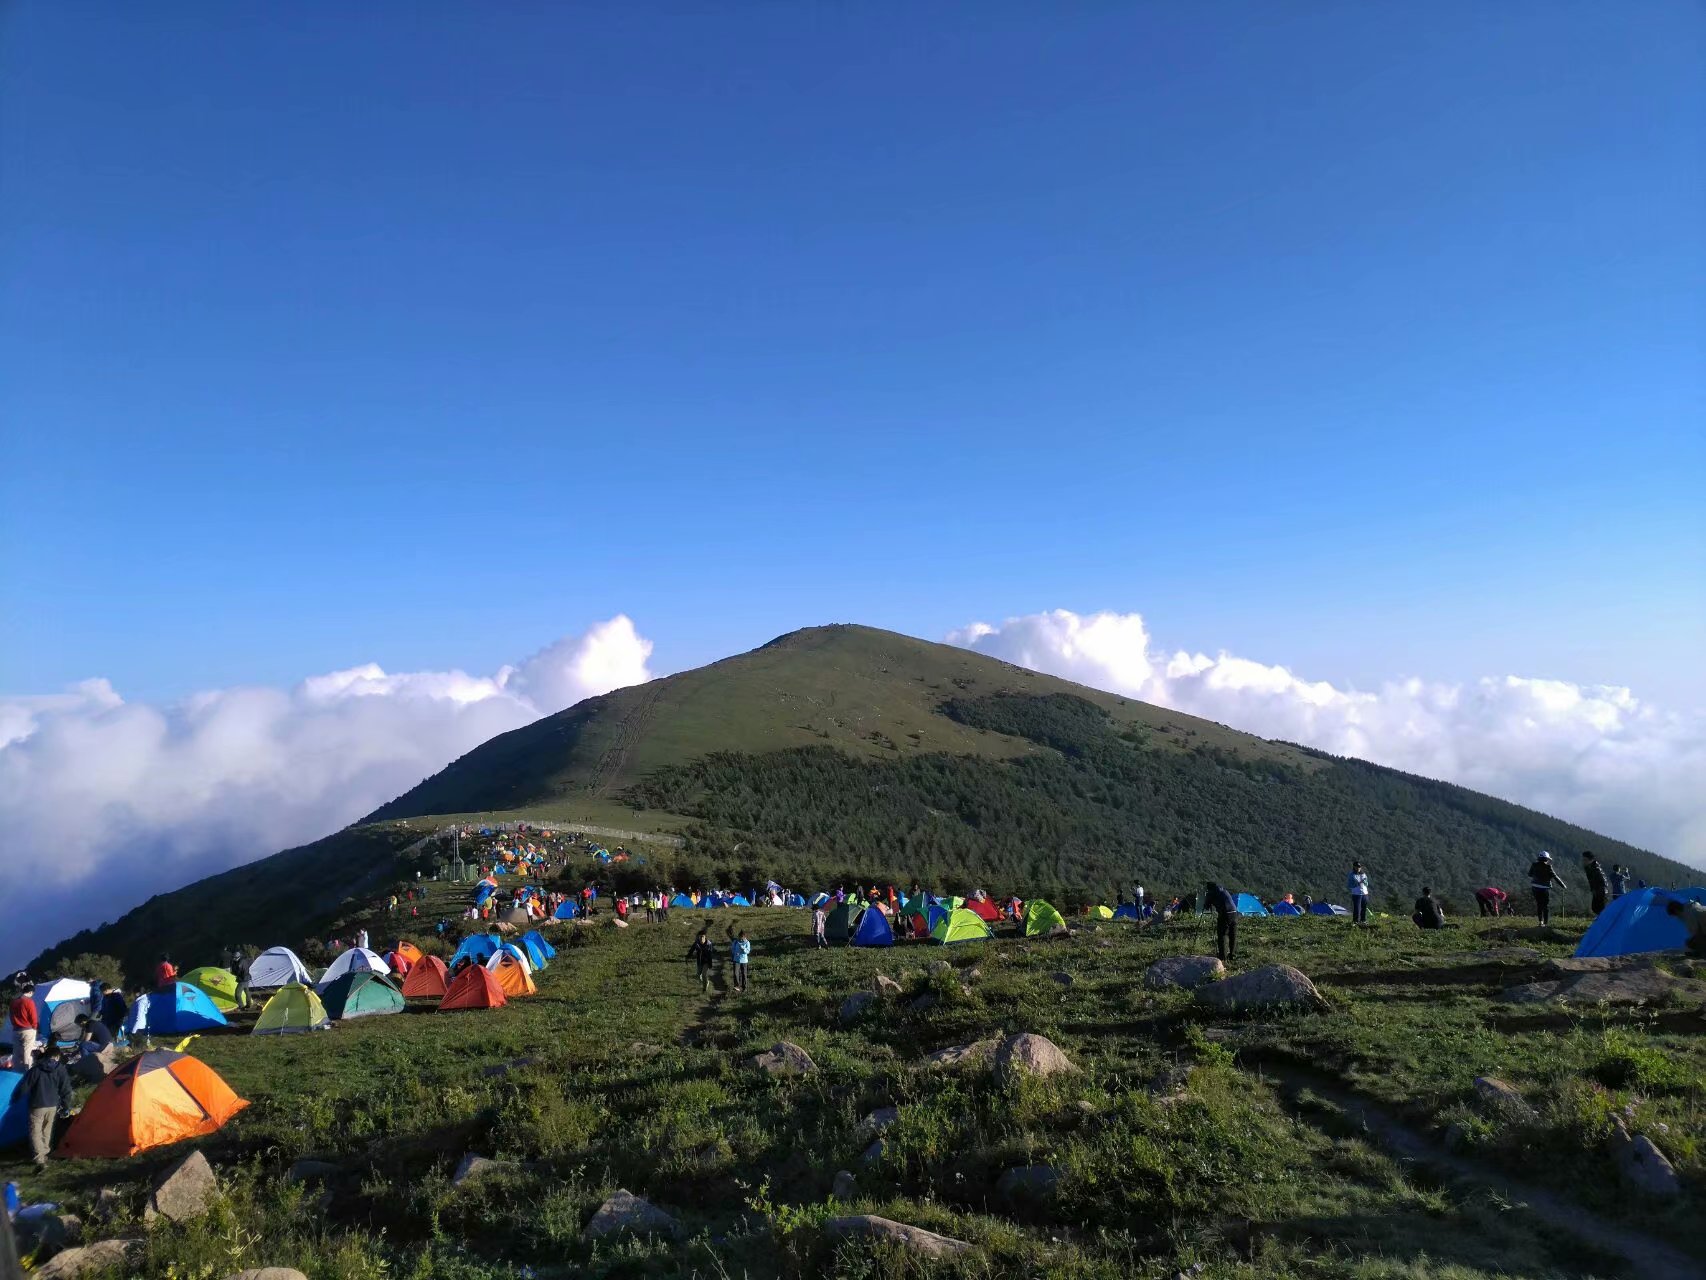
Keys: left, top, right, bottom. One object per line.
{"left": 26, "top": 624, "right": 1693, "bottom": 981}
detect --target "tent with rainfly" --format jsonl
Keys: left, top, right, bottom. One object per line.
{"left": 132, "top": 982, "right": 229, "bottom": 1035}
{"left": 56, "top": 1050, "right": 248, "bottom": 1158}
{"left": 317, "top": 947, "right": 390, "bottom": 989}
{"left": 247, "top": 947, "right": 311, "bottom": 990}
{"left": 320, "top": 971, "right": 405, "bottom": 1021}
{"left": 1092, "top": 905, "right": 1114, "bottom": 920}
{"left": 1308, "top": 902, "right": 1350, "bottom": 918}
{"left": 554, "top": 899, "right": 580, "bottom": 920}
{"left": 785, "top": 893, "right": 806, "bottom": 907}
{"left": 182, "top": 967, "right": 245, "bottom": 1012}
{"left": 517, "top": 934, "right": 549, "bottom": 971}
{"left": 449, "top": 934, "right": 502, "bottom": 969}
{"left": 486, "top": 949, "right": 537, "bottom": 997}
{"left": 1023, "top": 900, "right": 1067, "bottom": 937}
{"left": 439, "top": 964, "right": 507, "bottom": 1011}
{"left": 401, "top": 955, "right": 450, "bottom": 998}
{"left": 253, "top": 983, "right": 331, "bottom": 1034}
{"left": 852, "top": 906, "right": 895, "bottom": 947}
{"left": 523, "top": 930, "right": 556, "bottom": 962}
{"left": 826, "top": 902, "right": 858, "bottom": 943}
{"left": 1575, "top": 886, "right": 1706, "bottom": 958}
{"left": 670, "top": 893, "right": 695, "bottom": 909}
{"left": 1234, "top": 893, "right": 1269, "bottom": 916}
{"left": 395, "top": 941, "right": 425, "bottom": 966}
{"left": 931, "top": 907, "right": 994, "bottom": 945}
{"left": 964, "top": 898, "right": 1002, "bottom": 923}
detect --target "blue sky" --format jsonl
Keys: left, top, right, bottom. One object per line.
{"left": 3, "top": 2, "right": 1702, "bottom": 706}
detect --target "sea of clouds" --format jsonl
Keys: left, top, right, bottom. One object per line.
{"left": 948, "top": 609, "right": 1706, "bottom": 871}
{"left": 4, "top": 606, "right": 1701, "bottom": 969}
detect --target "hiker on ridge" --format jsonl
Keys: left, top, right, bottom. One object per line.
{"left": 1347, "top": 863, "right": 1370, "bottom": 924}
{"left": 1581, "top": 851, "right": 1608, "bottom": 915}
{"left": 1203, "top": 881, "right": 1237, "bottom": 964}
{"left": 1528, "top": 852, "right": 1568, "bottom": 926}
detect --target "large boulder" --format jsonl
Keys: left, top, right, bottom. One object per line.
{"left": 993, "top": 1033, "right": 1078, "bottom": 1087}
{"left": 1195, "top": 964, "right": 1327, "bottom": 1012}
{"left": 750, "top": 1041, "right": 817, "bottom": 1075}
{"left": 36, "top": 1240, "right": 140, "bottom": 1279}
{"left": 146, "top": 1150, "right": 220, "bottom": 1224}
{"left": 824, "top": 1215, "right": 973, "bottom": 1259}
{"left": 923, "top": 1039, "right": 996, "bottom": 1068}
{"left": 584, "top": 1189, "right": 683, "bottom": 1240}
{"left": 1144, "top": 956, "right": 1226, "bottom": 991}
{"left": 840, "top": 992, "right": 877, "bottom": 1025}
{"left": 1609, "top": 1122, "right": 1681, "bottom": 1198}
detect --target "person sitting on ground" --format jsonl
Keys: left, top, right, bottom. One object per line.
{"left": 71, "top": 1013, "right": 116, "bottom": 1080}
{"left": 1411, "top": 886, "right": 1445, "bottom": 930}
{"left": 1474, "top": 885, "right": 1509, "bottom": 918}
{"left": 23, "top": 1041, "right": 74, "bottom": 1168}
{"left": 1664, "top": 898, "right": 1706, "bottom": 957}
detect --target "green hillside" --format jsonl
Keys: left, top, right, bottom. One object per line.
{"left": 27, "top": 624, "right": 1693, "bottom": 983}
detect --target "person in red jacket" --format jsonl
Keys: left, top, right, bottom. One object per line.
{"left": 8, "top": 982, "right": 40, "bottom": 1068}
{"left": 154, "top": 955, "right": 178, "bottom": 989}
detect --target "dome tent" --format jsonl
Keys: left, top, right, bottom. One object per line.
{"left": 826, "top": 902, "right": 858, "bottom": 943}
{"left": 1308, "top": 902, "right": 1350, "bottom": 918}
{"left": 401, "top": 955, "right": 450, "bottom": 998}
{"left": 182, "top": 966, "right": 245, "bottom": 1012}
{"left": 852, "top": 906, "right": 894, "bottom": 947}
{"left": 247, "top": 946, "right": 311, "bottom": 990}
{"left": 1234, "top": 893, "right": 1269, "bottom": 916}
{"left": 1271, "top": 902, "right": 1304, "bottom": 917}
{"left": 439, "top": 964, "right": 507, "bottom": 1011}
{"left": 0, "top": 1068, "right": 26, "bottom": 1148}
{"left": 57, "top": 1050, "right": 248, "bottom": 1158}
{"left": 449, "top": 934, "right": 502, "bottom": 969}
{"left": 1575, "top": 886, "right": 1706, "bottom": 958}
{"left": 134, "top": 982, "right": 228, "bottom": 1035}
{"left": 1023, "top": 901, "right": 1067, "bottom": 937}
{"left": 317, "top": 947, "right": 390, "bottom": 989}
{"left": 253, "top": 983, "right": 332, "bottom": 1035}
{"left": 931, "top": 907, "right": 994, "bottom": 945}
{"left": 320, "top": 971, "right": 405, "bottom": 1021}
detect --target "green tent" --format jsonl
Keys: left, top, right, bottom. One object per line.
{"left": 253, "top": 982, "right": 331, "bottom": 1034}
{"left": 826, "top": 902, "right": 858, "bottom": 942}
{"left": 1024, "top": 900, "right": 1067, "bottom": 936}
{"left": 320, "top": 971, "right": 405, "bottom": 1021}
{"left": 182, "top": 966, "right": 246, "bottom": 1012}
{"left": 930, "top": 907, "right": 993, "bottom": 945}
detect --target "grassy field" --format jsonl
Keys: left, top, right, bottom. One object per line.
{"left": 8, "top": 885, "right": 1703, "bottom": 1279}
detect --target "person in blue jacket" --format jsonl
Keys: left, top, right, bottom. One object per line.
{"left": 1347, "top": 862, "right": 1370, "bottom": 924}
{"left": 729, "top": 929, "right": 751, "bottom": 993}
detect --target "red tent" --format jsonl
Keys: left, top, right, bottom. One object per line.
{"left": 965, "top": 898, "right": 1002, "bottom": 923}
{"left": 438, "top": 964, "right": 507, "bottom": 1011}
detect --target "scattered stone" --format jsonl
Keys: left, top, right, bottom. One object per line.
{"left": 750, "top": 1041, "right": 817, "bottom": 1075}
{"left": 35, "top": 1239, "right": 140, "bottom": 1279}
{"left": 856, "top": 1106, "right": 899, "bottom": 1140}
{"left": 1072, "top": 1100, "right": 1099, "bottom": 1115}
{"left": 840, "top": 992, "right": 877, "bottom": 1024}
{"left": 928, "top": 961, "right": 953, "bottom": 976}
{"left": 226, "top": 1271, "right": 310, "bottom": 1280}
{"left": 451, "top": 1153, "right": 512, "bottom": 1186}
{"left": 1500, "top": 954, "right": 1700, "bottom": 1007}
{"left": 824, "top": 1215, "right": 973, "bottom": 1259}
{"left": 875, "top": 975, "right": 903, "bottom": 997}
{"left": 1096, "top": 939, "right": 1114, "bottom": 950}
{"left": 15, "top": 1211, "right": 80, "bottom": 1257}
{"left": 860, "top": 1139, "right": 885, "bottom": 1166}
{"left": 287, "top": 1159, "right": 340, "bottom": 1185}
{"left": 1472, "top": 1077, "right": 1536, "bottom": 1121}
{"left": 1195, "top": 964, "right": 1327, "bottom": 1012}
{"left": 993, "top": 1033, "right": 1079, "bottom": 1087}
{"left": 923, "top": 1039, "right": 997, "bottom": 1068}
{"left": 1047, "top": 925, "right": 1072, "bottom": 939}
{"left": 1050, "top": 971, "right": 1073, "bottom": 987}
{"left": 965, "top": 968, "right": 982, "bottom": 981}
{"left": 627, "top": 1041, "right": 663, "bottom": 1056}
{"left": 831, "top": 1170, "right": 857, "bottom": 1201}
{"left": 146, "top": 1149, "right": 220, "bottom": 1224}
{"left": 959, "top": 984, "right": 974, "bottom": 1000}
{"left": 996, "top": 1165, "right": 1060, "bottom": 1198}
{"left": 1442, "top": 948, "right": 1545, "bottom": 965}
{"left": 1144, "top": 956, "right": 1226, "bottom": 991}
{"left": 583, "top": 1189, "right": 683, "bottom": 1240}
{"left": 611, "top": 917, "right": 629, "bottom": 928}
{"left": 1609, "top": 1121, "right": 1682, "bottom": 1198}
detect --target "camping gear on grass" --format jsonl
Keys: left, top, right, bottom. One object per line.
{"left": 134, "top": 983, "right": 228, "bottom": 1035}
{"left": 253, "top": 983, "right": 332, "bottom": 1034}
{"left": 56, "top": 1050, "right": 248, "bottom": 1158}
{"left": 182, "top": 966, "right": 245, "bottom": 1012}
{"left": 247, "top": 946, "right": 311, "bottom": 989}
{"left": 401, "top": 955, "right": 450, "bottom": 998}
{"left": 317, "top": 947, "right": 390, "bottom": 989}
{"left": 1575, "top": 886, "right": 1706, "bottom": 958}
{"left": 1022, "top": 901, "right": 1067, "bottom": 937}
{"left": 931, "top": 907, "right": 994, "bottom": 945}
{"left": 439, "top": 965, "right": 507, "bottom": 1011}
{"left": 852, "top": 906, "right": 894, "bottom": 947}
{"left": 319, "top": 972, "right": 404, "bottom": 1021}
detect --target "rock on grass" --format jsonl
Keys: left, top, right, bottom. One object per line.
{"left": 1144, "top": 956, "right": 1225, "bottom": 990}
{"left": 584, "top": 1189, "right": 683, "bottom": 1240}
{"left": 1195, "top": 964, "right": 1326, "bottom": 1012}
{"left": 146, "top": 1150, "right": 219, "bottom": 1224}
{"left": 923, "top": 1039, "right": 997, "bottom": 1068}
{"left": 824, "top": 1214, "right": 973, "bottom": 1258}
{"left": 750, "top": 1041, "right": 817, "bottom": 1075}
{"left": 35, "top": 1240, "right": 140, "bottom": 1279}
{"left": 994, "top": 1033, "right": 1078, "bottom": 1087}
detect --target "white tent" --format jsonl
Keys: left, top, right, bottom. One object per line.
{"left": 316, "top": 947, "right": 390, "bottom": 990}
{"left": 247, "top": 946, "right": 312, "bottom": 990}
{"left": 34, "top": 979, "right": 94, "bottom": 1041}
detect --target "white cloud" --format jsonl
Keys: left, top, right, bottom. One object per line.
{"left": 949, "top": 608, "right": 1706, "bottom": 870}
{"left": 0, "top": 617, "right": 654, "bottom": 969}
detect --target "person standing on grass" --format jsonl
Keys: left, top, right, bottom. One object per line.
{"left": 1528, "top": 852, "right": 1567, "bottom": 926}
{"left": 23, "top": 1041, "right": 74, "bottom": 1168}
{"left": 1582, "top": 851, "right": 1608, "bottom": 915}
{"left": 99, "top": 984, "right": 128, "bottom": 1037}
{"left": 8, "top": 981, "right": 39, "bottom": 1069}
{"left": 1609, "top": 865, "right": 1629, "bottom": 901}
{"left": 1203, "top": 881, "right": 1237, "bottom": 964}
{"left": 812, "top": 902, "right": 828, "bottom": 949}
{"left": 730, "top": 930, "right": 751, "bottom": 993}
{"left": 1347, "top": 862, "right": 1370, "bottom": 924}
{"left": 687, "top": 927, "right": 716, "bottom": 993}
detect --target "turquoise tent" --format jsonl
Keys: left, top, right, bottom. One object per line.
{"left": 554, "top": 899, "right": 579, "bottom": 920}
{"left": 518, "top": 935, "right": 549, "bottom": 970}
{"left": 523, "top": 929, "right": 556, "bottom": 960}
{"left": 450, "top": 934, "right": 502, "bottom": 969}
{"left": 670, "top": 893, "right": 694, "bottom": 908}
{"left": 730, "top": 894, "right": 752, "bottom": 906}
{"left": 137, "top": 982, "right": 228, "bottom": 1034}
{"left": 1576, "top": 887, "right": 1706, "bottom": 958}
{"left": 852, "top": 907, "right": 894, "bottom": 947}
{"left": 1234, "top": 893, "right": 1269, "bottom": 916}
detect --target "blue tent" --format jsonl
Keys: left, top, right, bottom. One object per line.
{"left": 450, "top": 934, "right": 502, "bottom": 969}
{"left": 670, "top": 893, "right": 694, "bottom": 908}
{"left": 554, "top": 899, "right": 579, "bottom": 920}
{"left": 1576, "top": 886, "right": 1706, "bottom": 958}
{"left": 1234, "top": 893, "right": 1269, "bottom": 916}
{"left": 1271, "top": 901, "right": 1304, "bottom": 916}
{"left": 523, "top": 929, "right": 556, "bottom": 960}
{"left": 1112, "top": 903, "right": 1139, "bottom": 920}
{"left": 785, "top": 893, "right": 806, "bottom": 907}
{"left": 0, "top": 1068, "right": 26, "bottom": 1148}
{"left": 809, "top": 892, "right": 830, "bottom": 907}
{"left": 852, "top": 907, "right": 895, "bottom": 947}
{"left": 730, "top": 894, "right": 752, "bottom": 906}
{"left": 518, "top": 936, "right": 549, "bottom": 970}
{"left": 1309, "top": 902, "right": 1350, "bottom": 917}
{"left": 138, "top": 982, "right": 228, "bottom": 1034}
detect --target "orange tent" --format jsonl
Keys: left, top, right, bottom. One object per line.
{"left": 57, "top": 1050, "right": 248, "bottom": 1159}
{"left": 401, "top": 954, "right": 449, "bottom": 997}
{"left": 439, "top": 965, "right": 507, "bottom": 1011}
{"left": 396, "top": 941, "right": 425, "bottom": 965}
{"left": 486, "top": 952, "right": 536, "bottom": 997}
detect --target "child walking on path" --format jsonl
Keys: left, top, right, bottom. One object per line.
{"left": 729, "top": 929, "right": 751, "bottom": 993}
